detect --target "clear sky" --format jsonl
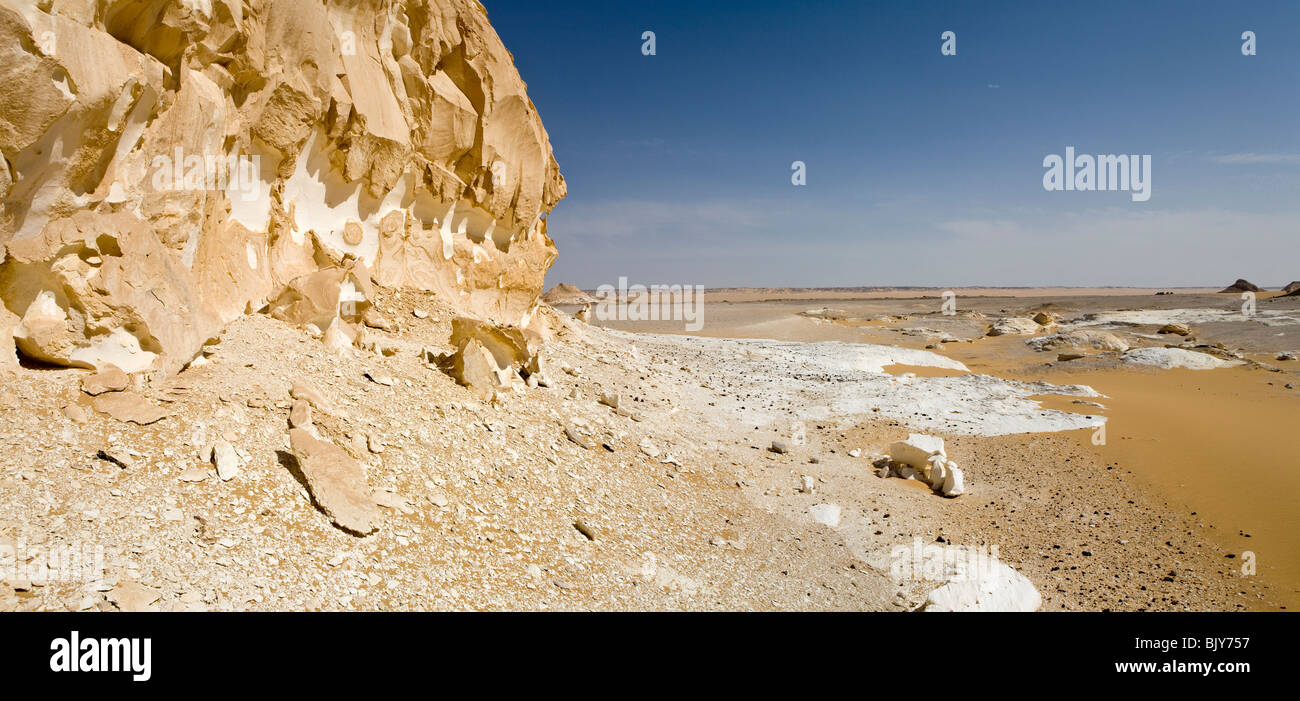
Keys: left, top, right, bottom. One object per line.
{"left": 483, "top": 0, "right": 1300, "bottom": 288}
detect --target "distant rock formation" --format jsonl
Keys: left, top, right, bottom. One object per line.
{"left": 1219, "top": 279, "right": 1259, "bottom": 293}
{"left": 542, "top": 283, "right": 595, "bottom": 305}
{"left": 1, "top": 0, "right": 565, "bottom": 375}
{"left": 1281, "top": 282, "right": 1300, "bottom": 296}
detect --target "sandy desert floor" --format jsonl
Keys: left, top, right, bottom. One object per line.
{"left": 1, "top": 287, "right": 1294, "bottom": 611}
{"left": 588, "top": 288, "right": 1300, "bottom": 610}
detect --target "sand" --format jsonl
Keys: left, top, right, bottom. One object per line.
{"left": 3, "top": 285, "right": 1293, "bottom": 611}
{"left": 594, "top": 288, "right": 1300, "bottom": 609}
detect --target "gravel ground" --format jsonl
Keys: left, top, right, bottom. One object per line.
{"left": 0, "top": 289, "right": 1284, "bottom": 611}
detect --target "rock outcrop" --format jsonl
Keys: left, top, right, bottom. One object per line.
{"left": 986, "top": 317, "right": 1040, "bottom": 336}
{"left": 1219, "top": 279, "right": 1259, "bottom": 293}
{"left": 435, "top": 315, "right": 546, "bottom": 399}
{"left": 1027, "top": 329, "right": 1130, "bottom": 353}
{"left": 880, "top": 433, "right": 965, "bottom": 497}
{"left": 0, "top": 0, "right": 565, "bottom": 375}
{"left": 1122, "top": 347, "right": 1243, "bottom": 370}
{"left": 541, "top": 283, "right": 594, "bottom": 305}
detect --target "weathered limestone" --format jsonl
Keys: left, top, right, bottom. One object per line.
{"left": 90, "top": 391, "right": 169, "bottom": 424}
{"left": 0, "top": 0, "right": 566, "bottom": 373}
{"left": 987, "top": 317, "right": 1041, "bottom": 336}
{"left": 885, "top": 433, "right": 965, "bottom": 497}
{"left": 436, "top": 316, "right": 545, "bottom": 398}
{"left": 81, "top": 366, "right": 129, "bottom": 396}
{"left": 924, "top": 558, "right": 1042, "bottom": 612}
{"left": 1027, "top": 329, "right": 1130, "bottom": 353}
{"left": 809, "top": 503, "right": 842, "bottom": 527}
{"left": 288, "top": 427, "right": 381, "bottom": 535}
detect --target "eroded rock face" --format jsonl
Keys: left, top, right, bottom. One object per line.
{"left": 0, "top": 0, "right": 565, "bottom": 373}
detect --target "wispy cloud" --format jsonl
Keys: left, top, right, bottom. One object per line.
{"left": 1207, "top": 153, "right": 1300, "bottom": 165}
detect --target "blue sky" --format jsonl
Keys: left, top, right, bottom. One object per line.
{"left": 484, "top": 0, "right": 1300, "bottom": 288}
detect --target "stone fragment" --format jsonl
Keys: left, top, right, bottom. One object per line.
{"left": 96, "top": 449, "right": 134, "bottom": 468}
{"left": 212, "top": 438, "right": 240, "bottom": 481}
{"left": 62, "top": 404, "right": 88, "bottom": 424}
{"left": 91, "top": 393, "right": 169, "bottom": 425}
{"left": 288, "top": 428, "right": 382, "bottom": 535}
{"left": 564, "top": 427, "right": 592, "bottom": 450}
{"left": 82, "top": 366, "right": 130, "bottom": 396}
{"left": 987, "top": 317, "right": 1041, "bottom": 336}
{"left": 289, "top": 400, "right": 312, "bottom": 428}
{"left": 887, "top": 434, "right": 965, "bottom": 497}
{"left": 107, "top": 582, "right": 161, "bottom": 612}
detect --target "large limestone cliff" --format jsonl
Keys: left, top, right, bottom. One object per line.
{"left": 0, "top": 0, "right": 565, "bottom": 375}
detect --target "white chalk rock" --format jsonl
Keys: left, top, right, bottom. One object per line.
{"left": 212, "top": 438, "right": 241, "bottom": 481}
{"left": 889, "top": 433, "right": 946, "bottom": 468}
{"left": 928, "top": 454, "right": 965, "bottom": 497}
{"left": 987, "top": 317, "right": 1041, "bottom": 336}
{"left": 809, "top": 504, "right": 842, "bottom": 528}
{"left": 924, "top": 559, "right": 1042, "bottom": 612}
{"left": 891, "top": 434, "right": 965, "bottom": 496}
{"left": 1122, "top": 347, "right": 1242, "bottom": 370}
{"left": 940, "top": 461, "right": 965, "bottom": 497}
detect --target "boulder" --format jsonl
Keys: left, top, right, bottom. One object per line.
{"left": 82, "top": 366, "right": 130, "bottom": 396}
{"left": 1122, "top": 347, "right": 1243, "bottom": 370}
{"left": 269, "top": 261, "right": 374, "bottom": 332}
{"left": 923, "top": 558, "right": 1042, "bottom": 612}
{"left": 436, "top": 317, "right": 541, "bottom": 398}
{"left": 887, "top": 434, "right": 965, "bottom": 497}
{"left": 987, "top": 317, "right": 1041, "bottom": 336}
{"left": 1157, "top": 322, "right": 1191, "bottom": 336}
{"left": 287, "top": 428, "right": 381, "bottom": 536}
{"left": 1027, "top": 329, "right": 1130, "bottom": 353}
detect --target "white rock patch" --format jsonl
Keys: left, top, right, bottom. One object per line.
{"left": 923, "top": 558, "right": 1042, "bottom": 612}
{"left": 809, "top": 504, "right": 842, "bottom": 528}
{"left": 618, "top": 332, "right": 1105, "bottom": 437}
{"left": 1069, "top": 308, "right": 1300, "bottom": 329}
{"left": 1122, "top": 347, "right": 1243, "bottom": 370}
